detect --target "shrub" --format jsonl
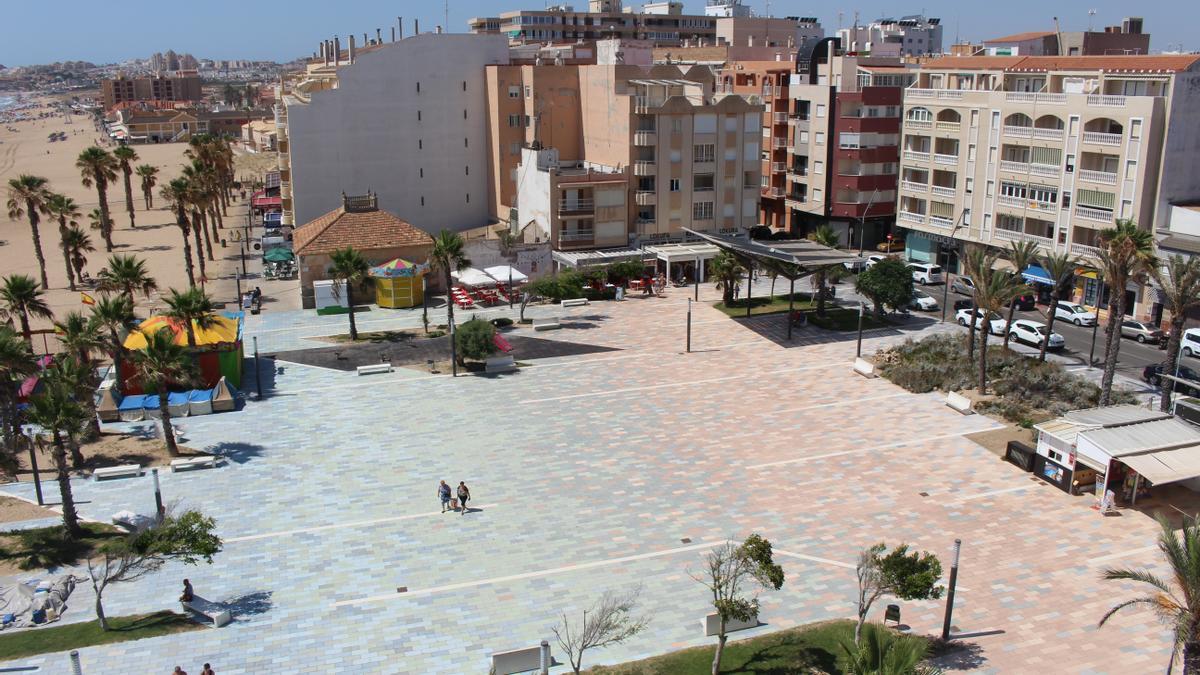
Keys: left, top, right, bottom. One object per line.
{"left": 527, "top": 271, "right": 586, "bottom": 302}
{"left": 856, "top": 258, "right": 914, "bottom": 315}
{"left": 454, "top": 319, "right": 497, "bottom": 362}
{"left": 491, "top": 317, "right": 513, "bottom": 328}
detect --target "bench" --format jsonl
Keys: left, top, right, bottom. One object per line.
{"left": 356, "top": 363, "right": 393, "bottom": 376}
{"left": 170, "top": 456, "right": 222, "bottom": 473}
{"left": 93, "top": 464, "right": 143, "bottom": 481}
{"left": 490, "top": 643, "right": 550, "bottom": 675}
{"left": 181, "top": 596, "right": 231, "bottom": 628}
{"left": 561, "top": 297, "right": 589, "bottom": 307}
{"left": 945, "top": 391, "right": 974, "bottom": 415}
{"left": 852, "top": 357, "right": 877, "bottom": 378}
{"left": 702, "top": 611, "right": 759, "bottom": 637}
{"left": 533, "top": 317, "right": 561, "bottom": 331}
{"left": 485, "top": 355, "right": 517, "bottom": 374}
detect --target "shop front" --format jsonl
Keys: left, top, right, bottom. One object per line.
{"left": 902, "top": 229, "right": 961, "bottom": 271}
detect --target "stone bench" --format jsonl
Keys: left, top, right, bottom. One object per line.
{"left": 181, "top": 596, "right": 231, "bottom": 628}
{"left": 533, "top": 317, "right": 561, "bottom": 331}
{"left": 852, "top": 357, "right": 877, "bottom": 378}
{"left": 490, "top": 643, "right": 549, "bottom": 675}
{"left": 702, "top": 612, "right": 759, "bottom": 637}
{"left": 93, "top": 464, "right": 143, "bottom": 481}
{"left": 561, "top": 297, "right": 589, "bottom": 307}
{"left": 170, "top": 456, "right": 222, "bottom": 473}
{"left": 485, "top": 355, "right": 517, "bottom": 374}
{"left": 946, "top": 391, "right": 974, "bottom": 415}
{"left": 356, "top": 363, "right": 393, "bottom": 376}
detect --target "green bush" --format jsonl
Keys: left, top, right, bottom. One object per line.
{"left": 491, "top": 317, "right": 513, "bottom": 328}
{"left": 856, "top": 258, "right": 913, "bottom": 314}
{"left": 526, "top": 271, "right": 586, "bottom": 302}
{"left": 455, "top": 319, "right": 497, "bottom": 361}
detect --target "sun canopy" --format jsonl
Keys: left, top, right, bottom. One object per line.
{"left": 263, "top": 248, "right": 295, "bottom": 262}
{"left": 370, "top": 258, "right": 429, "bottom": 278}
{"left": 1120, "top": 445, "right": 1200, "bottom": 485}
{"left": 452, "top": 267, "right": 497, "bottom": 287}
{"left": 1022, "top": 264, "right": 1055, "bottom": 285}
{"left": 124, "top": 312, "right": 243, "bottom": 350}
{"left": 483, "top": 265, "right": 528, "bottom": 284}
{"left": 683, "top": 229, "right": 863, "bottom": 277}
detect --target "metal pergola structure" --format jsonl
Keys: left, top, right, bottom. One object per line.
{"left": 683, "top": 229, "right": 864, "bottom": 340}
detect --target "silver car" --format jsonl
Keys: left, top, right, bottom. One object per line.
{"left": 1121, "top": 319, "right": 1165, "bottom": 344}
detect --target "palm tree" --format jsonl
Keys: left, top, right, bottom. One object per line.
{"left": 42, "top": 192, "right": 82, "bottom": 290}
{"left": 25, "top": 368, "right": 87, "bottom": 539}
{"left": 76, "top": 147, "right": 119, "bottom": 251}
{"left": 0, "top": 327, "right": 36, "bottom": 467}
{"left": 961, "top": 249, "right": 987, "bottom": 362}
{"left": 971, "top": 259, "right": 1025, "bottom": 395}
{"left": 1038, "top": 252, "right": 1080, "bottom": 363}
{"left": 135, "top": 164, "right": 159, "bottom": 210}
{"left": 1101, "top": 515, "right": 1200, "bottom": 674}
{"left": 62, "top": 225, "right": 95, "bottom": 287}
{"left": 1002, "top": 240, "right": 1040, "bottom": 350}
{"left": 0, "top": 275, "right": 53, "bottom": 343}
{"left": 6, "top": 174, "right": 52, "bottom": 288}
{"left": 1153, "top": 256, "right": 1200, "bottom": 412}
{"left": 163, "top": 287, "right": 217, "bottom": 348}
{"left": 127, "top": 327, "right": 195, "bottom": 457}
{"left": 429, "top": 231, "right": 472, "bottom": 374}
{"left": 327, "top": 247, "right": 371, "bottom": 341}
{"left": 810, "top": 225, "right": 840, "bottom": 317}
{"left": 160, "top": 178, "right": 196, "bottom": 287}
{"left": 96, "top": 254, "right": 158, "bottom": 305}
{"left": 90, "top": 294, "right": 134, "bottom": 393}
{"left": 1097, "top": 220, "right": 1156, "bottom": 405}
{"left": 710, "top": 251, "right": 746, "bottom": 306}
{"left": 113, "top": 145, "right": 138, "bottom": 229}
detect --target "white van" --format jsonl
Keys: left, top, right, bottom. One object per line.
{"left": 908, "top": 262, "right": 944, "bottom": 285}
{"left": 1181, "top": 328, "right": 1200, "bottom": 358}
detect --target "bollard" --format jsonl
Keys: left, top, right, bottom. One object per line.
{"left": 70, "top": 649, "right": 83, "bottom": 674}
{"left": 539, "top": 640, "right": 550, "bottom": 675}
{"left": 941, "top": 538, "right": 962, "bottom": 641}
{"left": 152, "top": 468, "right": 164, "bottom": 521}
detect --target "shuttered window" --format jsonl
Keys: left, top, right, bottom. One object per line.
{"left": 1030, "top": 147, "right": 1061, "bottom": 166}
{"left": 930, "top": 201, "right": 954, "bottom": 218}
{"left": 1078, "top": 188, "right": 1115, "bottom": 209}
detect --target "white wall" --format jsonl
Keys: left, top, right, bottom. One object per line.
{"left": 289, "top": 34, "right": 509, "bottom": 233}
{"left": 1157, "top": 71, "right": 1200, "bottom": 234}
{"left": 516, "top": 148, "right": 554, "bottom": 241}
{"left": 1168, "top": 205, "right": 1200, "bottom": 238}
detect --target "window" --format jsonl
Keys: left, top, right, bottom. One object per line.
{"left": 813, "top": 188, "right": 823, "bottom": 202}
{"left": 1125, "top": 160, "right": 1138, "bottom": 181}
{"left": 965, "top": 177, "right": 974, "bottom": 194}
{"left": 693, "top": 173, "right": 714, "bottom": 191}
{"left": 907, "top": 107, "right": 932, "bottom": 122}
{"left": 814, "top": 160, "right": 824, "bottom": 174}
{"left": 798, "top": 131, "right": 809, "bottom": 143}
{"left": 816, "top": 104, "right": 826, "bottom": 118}
{"left": 510, "top": 142, "right": 521, "bottom": 155}
{"left": 508, "top": 85, "right": 520, "bottom": 98}
{"left": 694, "top": 144, "right": 715, "bottom": 163}
{"left": 839, "top": 132, "right": 861, "bottom": 149}
{"left": 669, "top": 178, "right": 680, "bottom": 191}
{"left": 672, "top": 118, "right": 683, "bottom": 133}
{"left": 692, "top": 201, "right": 714, "bottom": 220}
{"left": 507, "top": 114, "right": 522, "bottom": 128}
{"left": 524, "top": 85, "right": 531, "bottom": 98}
{"left": 815, "top": 132, "right": 825, "bottom": 145}
{"left": 1131, "top": 119, "right": 1142, "bottom": 139}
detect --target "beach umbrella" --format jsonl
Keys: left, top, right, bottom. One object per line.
{"left": 263, "top": 248, "right": 294, "bottom": 263}
{"left": 369, "top": 258, "right": 429, "bottom": 278}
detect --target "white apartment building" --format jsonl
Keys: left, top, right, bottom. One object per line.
{"left": 278, "top": 33, "right": 509, "bottom": 232}
{"left": 838, "top": 15, "right": 943, "bottom": 57}
{"left": 897, "top": 54, "right": 1200, "bottom": 323}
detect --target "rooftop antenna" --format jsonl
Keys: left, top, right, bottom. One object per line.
{"left": 837, "top": 11, "right": 844, "bottom": 29}
{"left": 1088, "top": 8, "right": 1097, "bottom": 31}
{"left": 445, "top": 0, "right": 450, "bottom": 34}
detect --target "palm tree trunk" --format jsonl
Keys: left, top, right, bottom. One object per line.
{"left": 95, "top": 179, "right": 113, "bottom": 252}
{"left": 122, "top": 169, "right": 136, "bottom": 228}
{"left": 346, "top": 283, "right": 358, "bottom": 340}
{"left": 1183, "top": 640, "right": 1200, "bottom": 675}
{"left": 1162, "top": 315, "right": 1186, "bottom": 412}
{"left": 109, "top": 330, "right": 125, "bottom": 395}
{"left": 51, "top": 430, "right": 83, "bottom": 538}
{"left": 58, "top": 218, "right": 76, "bottom": 291}
{"left": 25, "top": 204, "right": 49, "bottom": 289}
{"left": 199, "top": 210, "right": 214, "bottom": 262}
{"left": 445, "top": 270, "right": 457, "bottom": 373}
{"left": 191, "top": 210, "right": 207, "bottom": 283}
{"left": 816, "top": 271, "right": 828, "bottom": 317}
{"left": 142, "top": 185, "right": 152, "bottom": 210}
{"left": 159, "top": 387, "right": 179, "bottom": 456}
{"left": 18, "top": 312, "right": 32, "bottom": 344}
{"left": 1040, "top": 291, "right": 1060, "bottom": 362}
{"left": 967, "top": 298, "right": 977, "bottom": 361}
{"left": 67, "top": 431, "right": 86, "bottom": 469}
{"left": 177, "top": 210, "right": 196, "bottom": 288}
{"left": 1100, "top": 292, "right": 1126, "bottom": 406}
{"left": 978, "top": 321, "right": 989, "bottom": 394}
{"left": 1003, "top": 301, "right": 1017, "bottom": 350}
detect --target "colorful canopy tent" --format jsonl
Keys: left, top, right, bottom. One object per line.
{"left": 120, "top": 312, "right": 244, "bottom": 395}
{"left": 17, "top": 356, "right": 53, "bottom": 403}
{"left": 370, "top": 258, "right": 428, "bottom": 309}
{"left": 211, "top": 376, "right": 238, "bottom": 413}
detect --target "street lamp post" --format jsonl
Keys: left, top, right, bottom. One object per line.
{"left": 686, "top": 298, "right": 692, "bottom": 353}
{"left": 941, "top": 538, "right": 963, "bottom": 641}
{"left": 940, "top": 212, "right": 969, "bottom": 323}
{"left": 22, "top": 426, "right": 44, "bottom": 506}
{"left": 857, "top": 188, "right": 880, "bottom": 257}
{"left": 252, "top": 336, "right": 263, "bottom": 400}
{"left": 151, "top": 468, "right": 164, "bottom": 521}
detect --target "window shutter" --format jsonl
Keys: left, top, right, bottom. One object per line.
{"left": 1077, "top": 189, "right": 1115, "bottom": 209}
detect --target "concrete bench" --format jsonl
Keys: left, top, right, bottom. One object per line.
{"left": 533, "top": 317, "right": 561, "bottom": 331}
{"left": 561, "top": 297, "right": 589, "bottom": 307}
{"left": 181, "top": 596, "right": 231, "bottom": 628}
{"left": 945, "top": 391, "right": 974, "bottom": 415}
{"left": 93, "top": 464, "right": 143, "bottom": 481}
{"left": 490, "top": 643, "right": 550, "bottom": 675}
{"left": 485, "top": 355, "right": 517, "bottom": 374}
{"left": 853, "top": 357, "right": 877, "bottom": 378}
{"left": 170, "top": 456, "right": 222, "bottom": 473}
{"left": 356, "top": 363, "right": 393, "bottom": 376}
{"left": 702, "top": 612, "right": 759, "bottom": 637}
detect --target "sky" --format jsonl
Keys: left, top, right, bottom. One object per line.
{"left": 0, "top": 0, "right": 1193, "bottom": 67}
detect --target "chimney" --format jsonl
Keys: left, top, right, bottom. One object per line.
{"left": 349, "top": 35, "right": 356, "bottom": 63}
{"left": 415, "top": 18, "right": 419, "bottom": 35}
{"left": 398, "top": 17, "right": 404, "bottom": 39}
{"left": 391, "top": 27, "right": 396, "bottom": 42}
{"left": 363, "top": 32, "right": 368, "bottom": 46}
{"left": 333, "top": 36, "right": 341, "bottom": 65}
{"left": 436, "top": 26, "right": 443, "bottom": 34}
{"left": 319, "top": 42, "right": 326, "bottom": 61}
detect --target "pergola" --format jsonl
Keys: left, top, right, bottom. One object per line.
{"left": 552, "top": 247, "right": 652, "bottom": 270}
{"left": 683, "top": 229, "right": 863, "bottom": 339}
{"left": 642, "top": 242, "right": 722, "bottom": 283}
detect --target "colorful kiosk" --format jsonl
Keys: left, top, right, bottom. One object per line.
{"left": 370, "top": 258, "right": 428, "bottom": 309}
{"left": 119, "top": 312, "right": 244, "bottom": 394}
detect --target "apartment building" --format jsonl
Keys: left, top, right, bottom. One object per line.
{"left": 837, "top": 15, "right": 943, "bottom": 57}
{"left": 715, "top": 16, "right": 824, "bottom": 49}
{"left": 276, "top": 33, "right": 509, "bottom": 231}
{"left": 896, "top": 55, "right": 1200, "bottom": 323}
{"left": 717, "top": 60, "right": 793, "bottom": 229}
{"left": 984, "top": 18, "right": 1150, "bottom": 57}
{"left": 486, "top": 63, "right": 764, "bottom": 251}
{"left": 469, "top": 1, "right": 717, "bottom": 45}
{"left": 101, "top": 72, "right": 202, "bottom": 110}
{"left": 785, "top": 39, "right": 913, "bottom": 246}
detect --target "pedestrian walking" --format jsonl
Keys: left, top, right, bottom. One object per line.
{"left": 733, "top": 282, "right": 741, "bottom": 300}
{"left": 201, "top": 665, "right": 215, "bottom": 675}
{"left": 438, "top": 480, "right": 452, "bottom": 513}
{"left": 172, "top": 667, "right": 187, "bottom": 675}
{"left": 457, "top": 481, "right": 471, "bottom": 516}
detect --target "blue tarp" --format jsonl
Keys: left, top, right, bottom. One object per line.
{"left": 187, "top": 389, "right": 212, "bottom": 403}
{"left": 1022, "top": 264, "right": 1054, "bottom": 285}
{"left": 117, "top": 394, "right": 146, "bottom": 411}
{"left": 167, "top": 392, "right": 189, "bottom": 406}
{"left": 141, "top": 394, "right": 163, "bottom": 410}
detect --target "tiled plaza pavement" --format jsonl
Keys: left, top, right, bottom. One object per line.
{"left": 0, "top": 287, "right": 1178, "bottom": 674}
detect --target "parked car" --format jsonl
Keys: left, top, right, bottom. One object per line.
{"left": 1009, "top": 292, "right": 1036, "bottom": 311}
{"left": 1143, "top": 362, "right": 1200, "bottom": 396}
{"left": 909, "top": 289, "right": 939, "bottom": 311}
{"left": 953, "top": 298, "right": 974, "bottom": 312}
{"left": 950, "top": 276, "right": 976, "bottom": 295}
{"left": 1121, "top": 319, "right": 1165, "bottom": 344}
{"left": 1052, "top": 301, "right": 1097, "bottom": 326}
{"left": 863, "top": 254, "right": 889, "bottom": 269}
{"left": 843, "top": 257, "right": 868, "bottom": 272}
{"left": 1009, "top": 319, "right": 1065, "bottom": 350}
{"left": 955, "top": 308, "right": 1008, "bottom": 335}
{"left": 1181, "top": 328, "right": 1200, "bottom": 358}
{"left": 909, "top": 262, "right": 944, "bottom": 285}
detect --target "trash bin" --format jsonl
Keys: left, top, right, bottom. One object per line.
{"left": 1004, "top": 440, "right": 1036, "bottom": 472}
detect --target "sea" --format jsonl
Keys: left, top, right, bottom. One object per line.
{"left": 0, "top": 94, "right": 15, "bottom": 111}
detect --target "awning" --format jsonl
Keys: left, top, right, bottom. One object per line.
{"left": 643, "top": 242, "right": 722, "bottom": 264}
{"left": 1120, "top": 445, "right": 1200, "bottom": 485}
{"left": 1022, "top": 264, "right": 1054, "bottom": 285}
{"left": 452, "top": 267, "right": 497, "bottom": 287}
{"left": 483, "top": 265, "right": 528, "bottom": 284}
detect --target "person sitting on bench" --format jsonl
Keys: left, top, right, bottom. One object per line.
{"left": 180, "top": 579, "right": 194, "bottom": 603}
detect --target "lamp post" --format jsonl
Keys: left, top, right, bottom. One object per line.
{"left": 151, "top": 468, "right": 164, "bottom": 522}
{"left": 686, "top": 298, "right": 692, "bottom": 353}
{"left": 940, "top": 211, "right": 968, "bottom": 323}
{"left": 855, "top": 301, "right": 865, "bottom": 358}
{"left": 22, "top": 425, "right": 44, "bottom": 506}
{"left": 941, "top": 538, "right": 963, "bottom": 641}
{"left": 857, "top": 188, "right": 880, "bottom": 257}
{"left": 252, "top": 335, "right": 262, "bottom": 400}
{"left": 694, "top": 256, "right": 701, "bottom": 302}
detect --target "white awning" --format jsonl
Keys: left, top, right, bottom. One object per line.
{"left": 1120, "top": 444, "right": 1200, "bottom": 485}
{"left": 643, "top": 242, "right": 721, "bottom": 264}
{"left": 451, "top": 267, "right": 496, "bottom": 287}
{"left": 483, "top": 265, "right": 528, "bottom": 284}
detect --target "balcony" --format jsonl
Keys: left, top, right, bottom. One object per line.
{"left": 935, "top": 121, "right": 961, "bottom": 133}
{"left": 930, "top": 185, "right": 956, "bottom": 198}
{"left": 905, "top": 119, "right": 932, "bottom": 130}
{"left": 785, "top": 194, "right": 806, "bottom": 207}
{"left": 901, "top": 180, "right": 927, "bottom": 193}
{"left": 903, "top": 150, "right": 930, "bottom": 163}
{"left": 999, "top": 160, "right": 1028, "bottom": 174}
{"left": 633, "top": 130, "right": 656, "bottom": 145}
{"left": 772, "top": 137, "right": 787, "bottom": 149}
{"left": 773, "top": 112, "right": 788, "bottom": 124}
{"left": 771, "top": 162, "right": 786, "bottom": 173}
{"left": 929, "top": 215, "right": 955, "bottom": 228}
{"left": 762, "top": 186, "right": 785, "bottom": 198}
{"left": 635, "top": 218, "right": 656, "bottom": 231}
{"left": 1003, "top": 125, "right": 1033, "bottom": 139}
{"left": 933, "top": 153, "right": 959, "bottom": 166}
{"left": 1076, "top": 206, "right": 1115, "bottom": 224}
{"left": 1088, "top": 94, "right": 1127, "bottom": 107}
{"left": 633, "top": 97, "right": 654, "bottom": 113}
{"left": 995, "top": 228, "right": 1051, "bottom": 243}
{"left": 633, "top": 161, "right": 656, "bottom": 176}
{"left": 997, "top": 195, "right": 1057, "bottom": 213}
{"left": 1082, "top": 131, "right": 1122, "bottom": 147}
{"left": 558, "top": 199, "right": 595, "bottom": 215}
{"left": 558, "top": 230, "right": 595, "bottom": 246}
{"left": 1033, "top": 127, "right": 1065, "bottom": 141}
{"left": 634, "top": 191, "right": 656, "bottom": 206}
{"left": 907, "top": 88, "right": 964, "bottom": 100}
{"left": 1071, "top": 243, "right": 1101, "bottom": 258}
{"left": 1031, "top": 164, "right": 1060, "bottom": 178}
{"left": 898, "top": 211, "right": 927, "bottom": 225}
{"left": 1004, "top": 92, "right": 1066, "bottom": 105}
{"left": 1078, "top": 169, "right": 1118, "bottom": 186}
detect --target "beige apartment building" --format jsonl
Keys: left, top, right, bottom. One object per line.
{"left": 897, "top": 55, "right": 1200, "bottom": 323}
{"left": 486, "top": 63, "right": 764, "bottom": 254}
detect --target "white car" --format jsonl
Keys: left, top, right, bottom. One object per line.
{"left": 1052, "top": 301, "right": 1097, "bottom": 327}
{"left": 909, "top": 289, "right": 939, "bottom": 311}
{"left": 909, "top": 262, "right": 944, "bottom": 285}
{"left": 1182, "top": 328, "right": 1200, "bottom": 358}
{"left": 955, "top": 308, "right": 1007, "bottom": 335}
{"left": 1009, "top": 319, "right": 1065, "bottom": 350}
{"left": 863, "top": 254, "right": 889, "bottom": 269}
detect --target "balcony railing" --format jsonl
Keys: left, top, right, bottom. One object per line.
{"left": 933, "top": 153, "right": 959, "bottom": 165}
{"left": 931, "top": 185, "right": 956, "bottom": 198}
{"left": 901, "top": 180, "right": 927, "bottom": 193}
{"left": 1033, "top": 127, "right": 1065, "bottom": 141}
{"left": 771, "top": 162, "right": 786, "bottom": 173}
{"left": 999, "top": 160, "right": 1028, "bottom": 173}
{"left": 633, "top": 130, "right": 656, "bottom": 145}
{"left": 903, "top": 150, "right": 930, "bottom": 163}
{"left": 635, "top": 218, "right": 656, "bottom": 230}
{"left": 559, "top": 230, "right": 595, "bottom": 243}
{"left": 995, "top": 228, "right": 1051, "bottom": 243}
{"left": 633, "top": 161, "right": 656, "bottom": 176}
{"left": 1003, "top": 125, "right": 1033, "bottom": 139}
{"left": 763, "top": 186, "right": 784, "bottom": 198}
{"left": 1082, "top": 131, "right": 1122, "bottom": 146}
{"left": 635, "top": 191, "right": 656, "bottom": 206}
{"left": 772, "top": 137, "right": 787, "bottom": 148}
{"left": 1076, "top": 206, "right": 1115, "bottom": 223}
{"left": 558, "top": 199, "right": 595, "bottom": 214}
{"left": 935, "top": 121, "right": 961, "bottom": 133}
{"left": 785, "top": 194, "right": 806, "bottom": 206}
{"left": 929, "top": 215, "right": 955, "bottom": 228}
{"left": 905, "top": 119, "right": 932, "bottom": 130}
{"left": 1071, "top": 243, "right": 1101, "bottom": 258}
{"left": 898, "top": 211, "right": 927, "bottom": 225}
{"left": 773, "top": 112, "right": 788, "bottom": 124}
{"left": 1078, "top": 169, "right": 1118, "bottom": 186}
{"left": 907, "top": 88, "right": 964, "bottom": 100}
{"left": 1031, "top": 163, "right": 1060, "bottom": 178}
{"left": 1005, "top": 92, "right": 1067, "bottom": 104}
{"left": 1088, "top": 94, "right": 1127, "bottom": 107}
{"left": 997, "top": 195, "right": 1057, "bottom": 213}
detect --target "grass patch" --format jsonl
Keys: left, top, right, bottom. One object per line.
{"left": 587, "top": 620, "right": 928, "bottom": 674}
{"left": 0, "top": 522, "right": 123, "bottom": 571}
{"left": 808, "top": 307, "right": 890, "bottom": 332}
{"left": 713, "top": 293, "right": 817, "bottom": 318}
{"left": 0, "top": 611, "right": 201, "bottom": 660}
{"left": 319, "top": 326, "right": 448, "bottom": 343}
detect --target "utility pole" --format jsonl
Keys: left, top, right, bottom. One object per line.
{"left": 941, "top": 539, "right": 963, "bottom": 641}
{"left": 857, "top": 188, "right": 880, "bottom": 257}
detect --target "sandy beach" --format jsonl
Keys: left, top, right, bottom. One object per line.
{"left": 0, "top": 95, "right": 276, "bottom": 352}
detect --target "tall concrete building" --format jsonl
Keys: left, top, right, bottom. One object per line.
{"left": 276, "top": 33, "right": 509, "bottom": 233}
{"left": 468, "top": 4, "right": 718, "bottom": 44}
{"left": 837, "top": 15, "right": 943, "bottom": 57}
{"left": 715, "top": 16, "right": 824, "bottom": 49}
{"left": 896, "top": 55, "right": 1200, "bottom": 324}
{"left": 717, "top": 58, "right": 794, "bottom": 230}
{"left": 101, "top": 72, "right": 203, "bottom": 110}
{"left": 985, "top": 18, "right": 1150, "bottom": 57}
